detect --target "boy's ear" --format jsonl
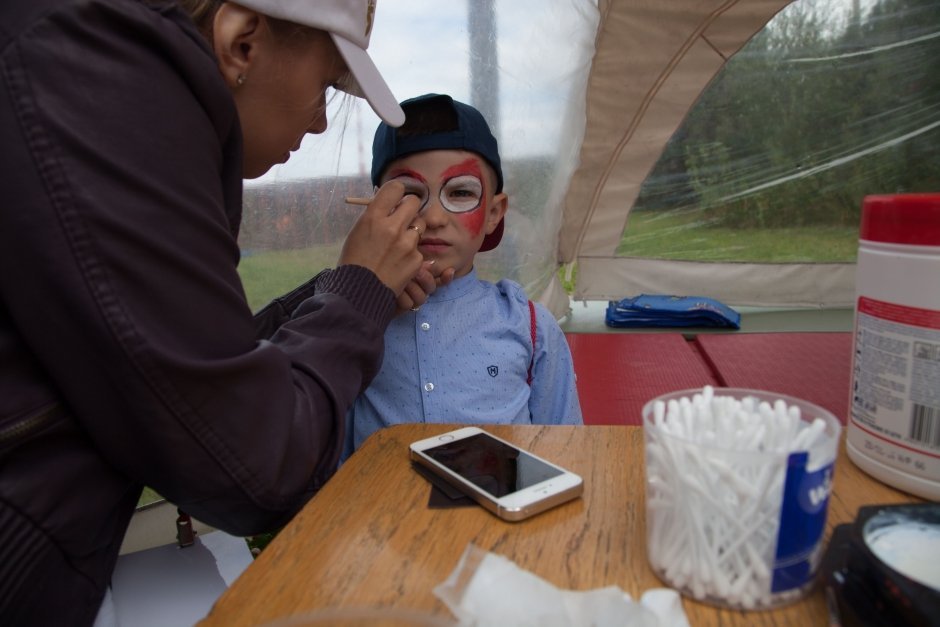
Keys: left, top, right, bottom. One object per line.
{"left": 486, "top": 192, "right": 509, "bottom": 234}
{"left": 212, "top": 3, "right": 265, "bottom": 89}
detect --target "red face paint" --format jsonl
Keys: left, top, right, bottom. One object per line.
{"left": 441, "top": 158, "right": 486, "bottom": 238}
{"left": 441, "top": 158, "right": 483, "bottom": 182}
{"left": 387, "top": 167, "right": 426, "bottom": 183}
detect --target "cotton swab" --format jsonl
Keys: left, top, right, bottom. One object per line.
{"left": 644, "top": 386, "right": 838, "bottom": 609}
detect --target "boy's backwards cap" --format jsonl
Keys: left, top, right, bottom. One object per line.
{"left": 234, "top": 0, "right": 404, "bottom": 127}
{"left": 371, "top": 93, "right": 505, "bottom": 251}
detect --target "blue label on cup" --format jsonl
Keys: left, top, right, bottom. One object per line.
{"left": 771, "top": 451, "right": 834, "bottom": 593}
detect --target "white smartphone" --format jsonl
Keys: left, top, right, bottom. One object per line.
{"left": 409, "top": 427, "right": 583, "bottom": 522}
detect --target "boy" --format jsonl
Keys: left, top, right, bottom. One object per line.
{"left": 344, "top": 93, "right": 582, "bottom": 456}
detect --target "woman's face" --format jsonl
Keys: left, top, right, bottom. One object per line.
{"left": 233, "top": 27, "right": 348, "bottom": 179}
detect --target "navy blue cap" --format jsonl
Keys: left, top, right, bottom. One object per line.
{"left": 371, "top": 94, "right": 504, "bottom": 251}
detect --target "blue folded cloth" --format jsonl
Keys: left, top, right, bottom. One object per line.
{"left": 606, "top": 295, "right": 741, "bottom": 329}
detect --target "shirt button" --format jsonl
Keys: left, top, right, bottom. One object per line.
{"left": 420, "top": 322, "right": 431, "bottom": 331}
{"left": 424, "top": 382, "right": 435, "bottom": 392}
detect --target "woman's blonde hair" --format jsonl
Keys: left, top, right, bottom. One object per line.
{"left": 176, "top": 0, "right": 320, "bottom": 47}
{"left": 176, "top": 0, "right": 221, "bottom": 37}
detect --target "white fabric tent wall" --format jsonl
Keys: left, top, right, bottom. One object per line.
{"left": 549, "top": 0, "right": 857, "bottom": 315}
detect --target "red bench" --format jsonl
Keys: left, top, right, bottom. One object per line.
{"left": 565, "top": 333, "right": 718, "bottom": 425}
{"left": 693, "top": 332, "right": 852, "bottom": 423}
{"left": 566, "top": 332, "right": 853, "bottom": 426}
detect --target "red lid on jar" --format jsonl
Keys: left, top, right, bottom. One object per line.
{"left": 860, "top": 194, "right": 940, "bottom": 245}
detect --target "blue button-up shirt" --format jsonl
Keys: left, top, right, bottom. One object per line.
{"left": 344, "top": 269, "right": 583, "bottom": 456}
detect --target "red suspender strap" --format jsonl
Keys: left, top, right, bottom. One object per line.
{"left": 527, "top": 300, "right": 536, "bottom": 385}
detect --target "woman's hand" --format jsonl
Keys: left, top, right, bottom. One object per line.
{"left": 338, "top": 181, "right": 427, "bottom": 296}
{"left": 395, "top": 261, "right": 456, "bottom": 315}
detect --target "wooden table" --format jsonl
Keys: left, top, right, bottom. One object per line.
{"left": 200, "top": 424, "right": 922, "bottom": 626}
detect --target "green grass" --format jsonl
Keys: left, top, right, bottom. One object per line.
{"left": 238, "top": 244, "right": 343, "bottom": 311}
{"left": 138, "top": 487, "right": 163, "bottom": 507}
{"left": 617, "top": 209, "right": 859, "bottom": 262}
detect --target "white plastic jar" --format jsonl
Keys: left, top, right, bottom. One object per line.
{"left": 846, "top": 194, "right": 940, "bottom": 500}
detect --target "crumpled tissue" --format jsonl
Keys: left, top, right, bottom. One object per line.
{"left": 433, "top": 544, "right": 691, "bottom": 627}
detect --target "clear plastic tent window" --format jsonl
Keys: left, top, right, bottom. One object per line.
{"left": 238, "top": 0, "right": 938, "bottom": 318}
{"left": 240, "top": 0, "right": 597, "bottom": 314}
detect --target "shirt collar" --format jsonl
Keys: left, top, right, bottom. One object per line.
{"left": 427, "top": 267, "right": 480, "bottom": 303}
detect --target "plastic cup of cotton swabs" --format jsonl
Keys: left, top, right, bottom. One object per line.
{"left": 641, "top": 386, "right": 842, "bottom": 610}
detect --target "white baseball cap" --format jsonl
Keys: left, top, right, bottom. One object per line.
{"left": 233, "top": 0, "right": 405, "bottom": 127}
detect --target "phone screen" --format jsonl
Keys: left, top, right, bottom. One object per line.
{"left": 422, "top": 433, "right": 564, "bottom": 497}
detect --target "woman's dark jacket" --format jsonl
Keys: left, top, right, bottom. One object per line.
{"left": 0, "top": 1, "right": 395, "bottom": 623}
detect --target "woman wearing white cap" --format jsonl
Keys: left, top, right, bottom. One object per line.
{"left": 0, "top": 1, "right": 438, "bottom": 624}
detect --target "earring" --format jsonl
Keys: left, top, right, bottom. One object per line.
{"left": 236, "top": 74, "right": 246, "bottom": 86}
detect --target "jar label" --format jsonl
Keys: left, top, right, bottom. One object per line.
{"left": 857, "top": 296, "right": 940, "bottom": 330}
{"left": 771, "top": 452, "right": 833, "bottom": 592}
{"left": 850, "top": 296, "right": 940, "bottom": 479}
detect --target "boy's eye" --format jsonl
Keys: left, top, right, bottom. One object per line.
{"left": 391, "top": 175, "right": 429, "bottom": 210}
{"left": 440, "top": 175, "right": 483, "bottom": 213}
